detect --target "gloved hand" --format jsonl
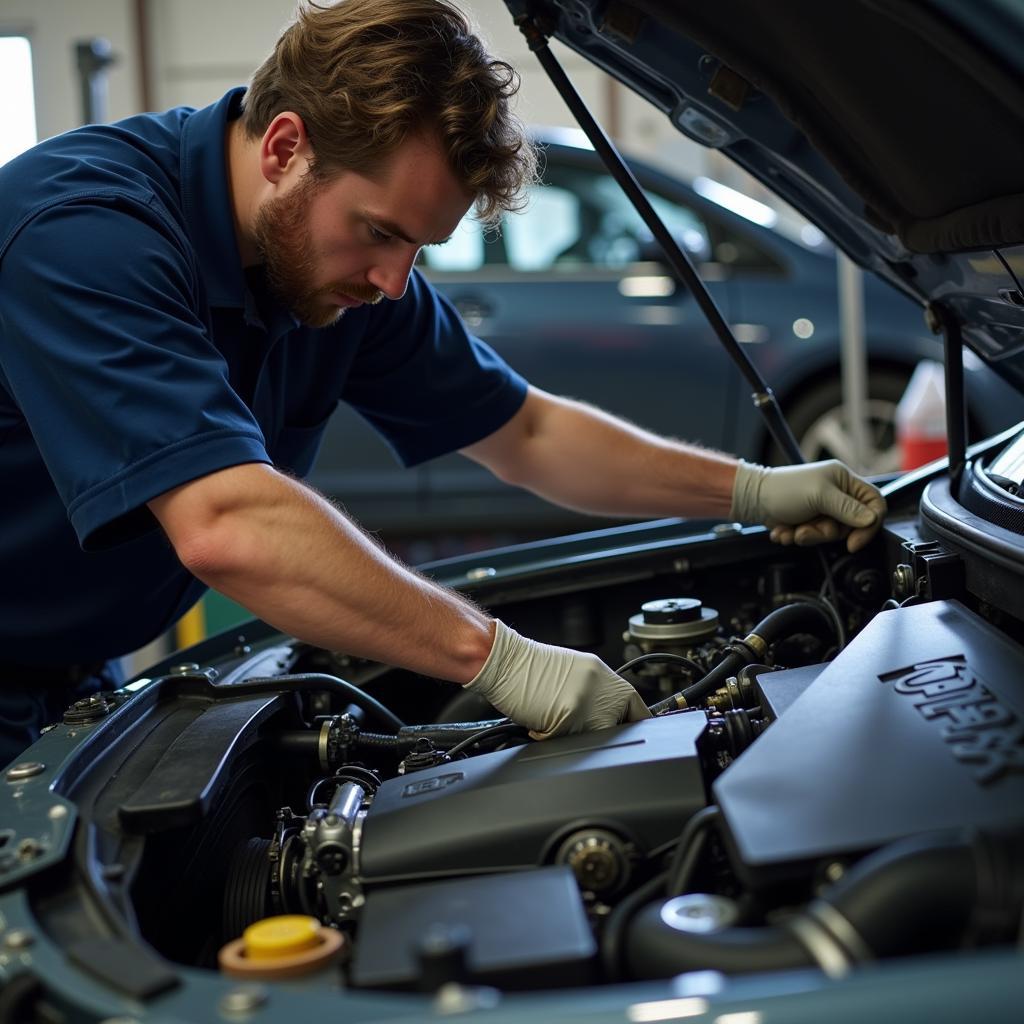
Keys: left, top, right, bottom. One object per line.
{"left": 465, "top": 619, "right": 652, "bottom": 739}
{"left": 730, "top": 459, "right": 886, "bottom": 553}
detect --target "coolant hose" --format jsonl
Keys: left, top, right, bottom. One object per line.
{"left": 277, "top": 717, "right": 514, "bottom": 762}
{"left": 820, "top": 829, "right": 1024, "bottom": 957}
{"left": 230, "top": 672, "right": 406, "bottom": 731}
{"left": 650, "top": 602, "right": 834, "bottom": 712}
{"left": 623, "top": 829, "right": 1024, "bottom": 979}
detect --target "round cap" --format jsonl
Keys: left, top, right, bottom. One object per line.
{"left": 660, "top": 893, "right": 739, "bottom": 934}
{"left": 642, "top": 598, "right": 702, "bottom": 624}
{"left": 243, "top": 915, "right": 321, "bottom": 961}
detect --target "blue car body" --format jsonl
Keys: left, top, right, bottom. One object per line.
{"left": 313, "top": 138, "right": 1018, "bottom": 539}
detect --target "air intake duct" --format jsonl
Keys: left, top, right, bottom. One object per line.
{"left": 623, "top": 829, "right": 1024, "bottom": 979}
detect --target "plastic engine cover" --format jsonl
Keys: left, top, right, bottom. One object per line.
{"left": 715, "top": 599, "right": 1024, "bottom": 887}
{"left": 359, "top": 714, "right": 708, "bottom": 884}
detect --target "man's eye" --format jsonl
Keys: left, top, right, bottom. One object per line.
{"left": 369, "top": 226, "right": 391, "bottom": 243}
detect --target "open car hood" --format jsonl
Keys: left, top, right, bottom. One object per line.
{"left": 507, "top": 0, "right": 1024, "bottom": 391}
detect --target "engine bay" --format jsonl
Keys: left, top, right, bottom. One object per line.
{"left": 6, "top": 454, "right": 1020, "bottom": 1015}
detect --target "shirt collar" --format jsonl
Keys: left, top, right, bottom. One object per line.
{"left": 179, "top": 88, "right": 249, "bottom": 309}
{"left": 179, "top": 88, "right": 301, "bottom": 339}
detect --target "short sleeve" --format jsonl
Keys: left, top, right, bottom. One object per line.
{"left": 340, "top": 269, "right": 528, "bottom": 467}
{"left": 0, "top": 195, "right": 271, "bottom": 548}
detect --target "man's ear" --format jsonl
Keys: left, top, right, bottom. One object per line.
{"left": 259, "top": 112, "right": 311, "bottom": 184}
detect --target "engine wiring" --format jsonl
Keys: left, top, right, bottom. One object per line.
{"left": 665, "top": 805, "right": 720, "bottom": 896}
{"left": 445, "top": 720, "right": 526, "bottom": 759}
{"left": 616, "top": 652, "right": 705, "bottom": 678}
{"left": 602, "top": 806, "right": 722, "bottom": 981}
{"left": 778, "top": 590, "right": 847, "bottom": 651}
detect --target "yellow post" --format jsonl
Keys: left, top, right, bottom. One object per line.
{"left": 175, "top": 599, "right": 206, "bottom": 650}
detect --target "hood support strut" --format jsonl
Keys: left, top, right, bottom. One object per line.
{"left": 932, "top": 304, "right": 968, "bottom": 490}
{"left": 513, "top": 10, "right": 804, "bottom": 465}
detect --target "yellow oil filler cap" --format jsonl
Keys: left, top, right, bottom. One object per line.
{"left": 243, "top": 915, "right": 321, "bottom": 960}
{"left": 219, "top": 914, "right": 346, "bottom": 979}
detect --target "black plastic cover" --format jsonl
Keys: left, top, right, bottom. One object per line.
{"left": 117, "top": 694, "right": 283, "bottom": 833}
{"left": 350, "top": 866, "right": 595, "bottom": 990}
{"left": 360, "top": 715, "right": 707, "bottom": 883}
{"left": 756, "top": 664, "right": 824, "bottom": 719}
{"left": 715, "top": 600, "right": 1024, "bottom": 887}
{"left": 66, "top": 937, "right": 179, "bottom": 999}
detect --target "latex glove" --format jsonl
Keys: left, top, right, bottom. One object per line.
{"left": 465, "top": 619, "right": 652, "bottom": 740}
{"left": 730, "top": 459, "right": 886, "bottom": 553}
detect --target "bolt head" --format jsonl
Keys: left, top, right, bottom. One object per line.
{"left": 824, "top": 861, "right": 845, "bottom": 883}
{"left": 16, "top": 838, "right": 41, "bottom": 860}
{"left": 6, "top": 762, "right": 45, "bottom": 783}
{"left": 4, "top": 930, "right": 34, "bottom": 950}
{"left": 219, "top": 985, "right": 269, "bottom": 1015}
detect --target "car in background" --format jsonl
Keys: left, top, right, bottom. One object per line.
{"left": 2, "top": 2, "right": 1023, "bottom": 1022}
{"left": 311, "top": 132, "right": 1019, "bottom": 545}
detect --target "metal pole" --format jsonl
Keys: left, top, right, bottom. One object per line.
{"left": 74, "top": 38, "right": 116, "bottom": 125}
{"left": 514, "top": 13, "right": 805, "bottom": 466}
{"left": 938, "top": 308, "right": 967, "bottom": 491}
{"left": 837, "top": 253, "right": 869, "bottom": 471}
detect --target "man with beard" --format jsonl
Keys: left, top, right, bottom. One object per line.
{"left": 0, "top": 0, "right": 885, "bottom": 762}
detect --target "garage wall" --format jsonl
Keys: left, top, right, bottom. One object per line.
{"left": 0, "top": 0, "right": 139, "bottom": 141}
{"left": 5, "top": 0, "right": 708, "bottom": 181}
{"left": 145, "top": 0, "right": 707, "bottom": 178}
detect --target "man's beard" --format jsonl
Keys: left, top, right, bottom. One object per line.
{"left": 252, "top": 173, "right": 383, "bottom": 328}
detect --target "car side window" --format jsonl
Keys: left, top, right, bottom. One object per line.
{"left": 418, "top": 154, "right": 781, "bottom": 274}
{"left": 419, "top": 216, "right": 487, "bottom": 272}
{"left": 502, "top": 186, "right": 580, "bottom": 270}
{"left": 503, "top": 168, "right": 712, "bottom": 271}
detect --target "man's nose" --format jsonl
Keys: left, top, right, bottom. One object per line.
{"left": 367, "top": 246, "right": 419, "bottom": 301}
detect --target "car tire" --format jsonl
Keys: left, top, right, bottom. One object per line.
{"left": 768, "top": 368, "right": 912, "bottom": 475}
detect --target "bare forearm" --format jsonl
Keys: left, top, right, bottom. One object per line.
{"left": 466, "top": 390, "right": 739, "bottom": 519}
{"left": 148, "top": 465, "right": 493, "bottom": 682}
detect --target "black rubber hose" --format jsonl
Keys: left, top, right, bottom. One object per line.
{"left": 397, "top": 719, "right": 510, "bottom": 746}
{"left": 662, "top": 647, "right": 749, "bottom": 712}
{"left": 821, "top": 829, "right": 1024, "bottom": 956}
{"left": 276, "top": 718, "right": 516, "bottom": 762}
{"left": 748, "top": 601, "right": 835, "bottom": 647}
{"left": 356, "top": 731, "right": 409, "bottom": 750}
{"left": 602, "top": 871, "right": 670, "bottom": 982}
{"left": 276, "top": 731, "right": 319, "bottom": 755}
{"left": 622, "top": 829, "right": 1024, "bottom": 979}
{"left": 651, "top": 602, "right": 834, "bottom": 711}
{"left": 666, "top": 806, "right": 720, "bottom": 896}
{"left": 357, "top": 719, "right": 516, "bottom": 751}
{"left": 225, "top": 673, "right": 406, "bottom": 731}
{"left": 446, "top": 722, "right": 527, "bottom": 759}
{"left": 626, "top": 912, "right": 813, "bottom": 979}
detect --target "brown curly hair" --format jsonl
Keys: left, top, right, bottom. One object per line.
{"left": 241, "top": 0, "right": 537, "bottom": 222}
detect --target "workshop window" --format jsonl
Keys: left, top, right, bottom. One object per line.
{"left": 419, "top": 214, "right": 485, "bottom": 272}
{"left": 0, "top": 36, "right": 37, "bottom": 167}
{"left": 502, "top": 186, "right": 580, "bottom": 270}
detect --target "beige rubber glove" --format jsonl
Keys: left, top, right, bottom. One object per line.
{"left": 465, "top": 620, "right": 652, "bottom": 739}
{"left": 730, "top": 459, "right": 887, "bottom": 553}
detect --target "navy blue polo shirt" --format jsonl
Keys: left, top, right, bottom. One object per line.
{"left": 0, "top": 88, "right": 527, "bottom": 665}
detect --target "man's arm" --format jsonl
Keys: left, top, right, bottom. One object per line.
{"left": 147, "top": 463, "right": 650, "bottom": 736}
{"left": 461, "top": 386, "right": 738, "bottom": 519}
{"left": 462, "top": 386, "right": 886, "bottom": 552}
{"left": 148, "top": 463, "right": 494, "bottom": 682}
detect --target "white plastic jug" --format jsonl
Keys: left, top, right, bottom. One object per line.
{"left": 896, "top": 360, "right": 947, "bottom": 470}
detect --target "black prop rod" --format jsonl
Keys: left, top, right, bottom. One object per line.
{"left": 930, "top": 303, "right": 968, "bottom": 490}
{"left": 514, "top": 12, "right": 804, "bottom": 465}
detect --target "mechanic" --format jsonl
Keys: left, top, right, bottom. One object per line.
{"left": 0, "top": 0, "right": 886, "bottom": 765}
